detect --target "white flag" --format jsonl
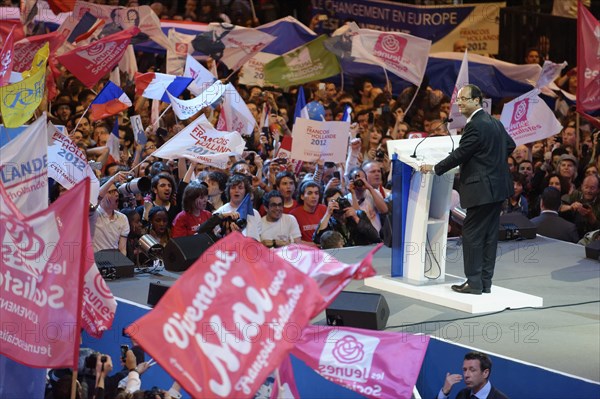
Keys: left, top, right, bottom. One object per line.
{"left": 47, "top": 122, "right": 101, "bottom": 205}
{"left": 167, "top": 29, "right": 195, "bottom": 76}
{"left": 536, "top": 60, "right": 568, "bottom": 89}
{"left": 500, "top": 89, "right": 562, "bottom": 146}
{"left": 184, "top": 54, "right": 216, "bottom": 96}
{"left": 216, "top": 83, "right": 256, "bottom": 136}
{"left": 290, "top": 118, "right": 350, "bottom": 163}
{"left": 351, "top": 27, "right": 431, "bottom": 86}
{"left": 167, "top": 80, "right": 226, "bottom": 120}
{"left": 0, "top": 113, "right": 48, "bottom": 216}
{"left": 152, "top": 114, "right": 245, "bottom": 169}
{"left": 448, "top": 50, "right": 469, "bottom": 130}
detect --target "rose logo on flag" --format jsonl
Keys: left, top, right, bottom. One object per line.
{"left": 1, "top": 213, "right": 47, "bottom": 277}
{"left": 511, "top": 98, "right": 529, "bottom": 126}
{"left": 319, "top": 330, "right": 380, "bottom": 383}
{"left": 374, "top": 34, "right": 407, "bottom": 60}
{"left": 94, "top": 272, "right": 114, "bottom": 299}
{"left": 332, "top": 335, "right": 365, "bottom": 364}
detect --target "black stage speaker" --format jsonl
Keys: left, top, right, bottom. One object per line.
{"left": 585, "top": 240, "right": 600, "bottom": 260}
{"left": 326, "top": 291, "right": 389, "bottom": 330}
{"left": 163, "top": 233, "right": 215, "bottom": 272}
{"left": 498, "top": 213, "right": 537, "bottom": 241}
{"left": 94, "top": 249, "right": 135, "bottom": 279}
{"left": 147, "top": 281, "right": 173, "bottom": 307}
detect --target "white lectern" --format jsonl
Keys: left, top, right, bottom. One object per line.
{"left": 386, "top": 136, "right": 457, "bottom": 282}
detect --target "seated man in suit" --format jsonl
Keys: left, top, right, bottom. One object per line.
{"left": 531, "top": 187, "right": 579, "bottom": 243}
{"left": 438, "top": 351, "right": 509, "bottom": 399}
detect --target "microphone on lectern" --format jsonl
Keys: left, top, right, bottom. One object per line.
{"left": 410, "top": 117, "right": 453, "bottom": 158}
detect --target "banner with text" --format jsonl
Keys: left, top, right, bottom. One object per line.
{"left": 126, "top": 232, "right": 323, "bottom": 398}
{"left": 47, "top": 122, "right": 100, "bottom": 205}
{"left": 500, "top": 89, "right": 562, "bottom": 146}
{"left": 0, "top": 114, "right": 48, "bottom": 216}
{"left": 0, "top": 178, "right": 89, "bottom": 368}
{"left": 311, "top": 0, "right": 505, "bottom": 55}
{"left": 291, "top": 118, "right": 350, "bottom": 163}
{"left": 152, "top": 114, "right": 245, "bottom": 169}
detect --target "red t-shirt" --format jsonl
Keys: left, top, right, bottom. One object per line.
{"left": 171, "top": 210, "right": 212, "bottom": 238}
{"left": 290, "top": 204, "right": 327, "bottom": 243}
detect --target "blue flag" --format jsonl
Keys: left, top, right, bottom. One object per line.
{"left": 293, "top": 86, "right": 307, "bottom": 122}
{"left": 237, "top": 193, "right": 254, "bottom": 220}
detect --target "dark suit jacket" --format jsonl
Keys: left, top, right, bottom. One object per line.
{"left": 530, "top": 211, "right": 580, "bottom": 243}
{"left": 455, "top": 385, "right": 509, "bottom": 399}
{"left": 435, "top": 110, "right": 516, "bottom": 209}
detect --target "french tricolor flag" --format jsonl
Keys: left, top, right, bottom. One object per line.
{"left": 134, "top": 72, "right": 193, "bottom": 103}
{"left": 90, "top": 81, "right": 132, "bottom": 121}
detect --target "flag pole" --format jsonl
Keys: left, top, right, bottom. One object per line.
{"left": 70, "top": 369, "right": 79, "bottom": 399}
{"left": 71, "top": 103, "right": 91, "bottom": 135}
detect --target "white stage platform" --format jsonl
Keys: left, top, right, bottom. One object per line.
{"left": 364, "top": 273, "right": 544, "bottom": 314}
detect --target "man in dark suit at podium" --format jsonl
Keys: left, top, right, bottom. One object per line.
{"left": 421, "top": 84, "right": 515, "bottom": 295}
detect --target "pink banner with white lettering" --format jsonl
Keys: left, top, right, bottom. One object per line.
{"left": 0, "top": 178, "right": 89, "bottom": 368}
{"left": 577, "top": 2, "right": 600, "bottom": 123}
{"left": 292, "top": 325, "right": 430, "bottom": 399}
{"left": 126, "top": 233, "right": 323, "bottom": 398}
{"left": 500, "top": 89, "right": 562, "bottom": 146}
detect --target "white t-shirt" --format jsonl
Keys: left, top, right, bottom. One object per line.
{"left": 93, "top": 206, "right": 130, "bottom": 252}
{"left": 214, "top": 203, "right": 262, "bottom": 241}
{"left": 260, "top": 214, "right": 301, "bottom": 244}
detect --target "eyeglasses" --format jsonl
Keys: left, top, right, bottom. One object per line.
{"left": 268, "top": 202, "right": 284, "bottom": 208}
{"left": 457, "top": 96, "right": 473, "bottom": 102}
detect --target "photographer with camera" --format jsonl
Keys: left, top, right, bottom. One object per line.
{"left": 345, "top": 167, "right": 389, "bottom": 233}
{"left": 313, "top": 188, "right": 381, "bottom": 248}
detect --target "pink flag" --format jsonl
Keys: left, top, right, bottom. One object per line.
{"left": 274, "top": 243, "right": 380, "bottom": 315}
{"left": 577, "top": 2, "right": 600, "bottom": 126}
{"left": 125, "top": 232, "right": 323, "bottom": 398}
{"left": 448, "top": 50, "right": 469, "bottom": 130}
{"left": 351, "top": 27, "right": 431, "bottom": 86}
{"left": 57, "top": 27, "right": 139, "bottom": 88}
{"left": 12, "top": 31, "right": 60, "bottom": 73}
{"left": 81, "top": 229, "right": 117, "bottom": 338}
{"left": 292, "top": 325, "right": 430, "bottom": 399}
{"left": 500, "top": 88, "right": 563, "bottom": 146}
{"left": 0, "top": 178, "right": 90, "bottom": 368}
{"left": 0, "top": 26, "right": 15, "bottom": 87}
{"left": 269, "top": 355, "right": 301, "bottom": 399}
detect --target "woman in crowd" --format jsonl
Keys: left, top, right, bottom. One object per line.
{"left": 172, "top": 181, "right": 212, "bottom": 238}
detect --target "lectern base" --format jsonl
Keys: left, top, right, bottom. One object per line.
{"left": 364, "top": 273, "right": 543, "bottom": 314}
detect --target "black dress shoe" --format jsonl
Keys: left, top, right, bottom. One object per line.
{"left": 451, "top": 283, "right": 482, "bottom": 295}
{"left": 483, "top": 287, "right": 491, "bottom": 294}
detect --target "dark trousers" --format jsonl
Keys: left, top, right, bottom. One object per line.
{"left": 462, "top": 201, "right": 503, "bottom": 290}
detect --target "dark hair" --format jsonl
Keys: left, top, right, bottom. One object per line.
{"left": 149, "top": 161, "right": 171, "bottom": 177}
{"left": 225, "top": 173, "right": 252, "bottom": 202}
{"left": 182, "top": 181, "right": 208, "bottom": 213}
{"left": 263, "top": 190, "right": 283, "bottom": 207}
{"left": 347, "top": 166, "right": 364, "bottom": 181}
{"left": 121, "top": 207, "right": 141, "bottom": 222}
{"left": 512, "top": 172, "right": 526, "bottom": 186}
{"left": 464, "top": 84, "right": 483, "bottom": 105}
{"left": 230, "top": 160, "right": 249, "bottom": 174}
{"left": 464, "top": 351, "right": 492, "bottom": 375}
{"left": 148, "top": 206, "right": 168, "bottom": 222}
{"left": 541, "top": 187, "right": 561, "bottom": 211}
{"left": 207, "top": 170, "right": 228, "bottom": 191}
{"left": 275, "top": 171, "right": 296, "bottom": 189}
{"left": 320, "top": 231, "right": 345, "bottom": 249}
{"left": 544, "top": 173, "right": 569, "bottom": 196}
{"left": 324, "top": 187, "right": 343, "bottom": 203}
{"left": 120, "top": 125, "right": 135, "bottom": 146}
{"left": 151, "top": 173, "right": 176, "bottom": 201}
{"left": 297, "top": 180, "right": 321, "bottom": 205}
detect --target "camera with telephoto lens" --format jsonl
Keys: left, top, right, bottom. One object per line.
{"left": 375, "top": 149, "right": 385, "bottom": 159}
{"left": 350, "top": 172, "right": 364, "bottom": 188}
{"left": 220, "top": 216, "right": 247, "bottom": 230}
{"left": 335, "top": 197, "right": 352, "bottom": 214}
{"left": 116, "top": 176, "right": 151, "bottom": 195}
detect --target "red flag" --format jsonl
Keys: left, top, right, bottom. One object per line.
{"left": 47, "top": 0, "right": 77, "bottom": 16}
{"left": 292, "top": 325, "right": 430, "bottom": 399}
{"left": 81, "top": 228, "right": 117, "bottom": 338}
{"left": 125, "top": 233, "right": 323, "bottom": 398}
{"left": 577, "top": 2, "right": 600, "bottom": 127}
{"left": 0, "top": 20, "right": 25, "bottom": 44}
{"left": 0, "top": 178, "right": 90, "bottom": 368}
{"left": 57, "top": 27, "right": 139, "bottom": 88}
{"left": 13, "top": 31, "right": 60, "bottom": 73}
{"left": 0, "top": 26, "right": 15, "bottom": 87}
{"left": 274, "top": 243, "right": 380, "bottom": 315}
